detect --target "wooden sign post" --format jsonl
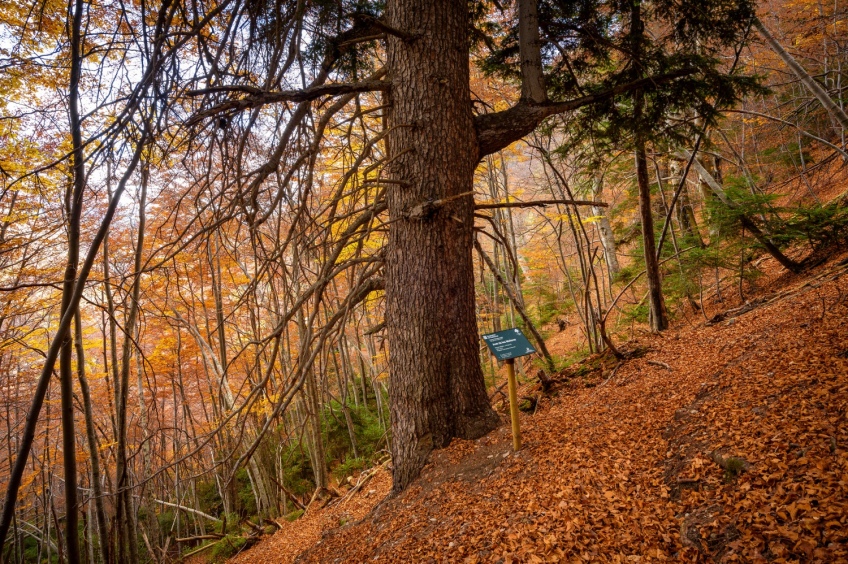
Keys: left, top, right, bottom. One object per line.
{"left": 505, "top": 358, "right": 521, "bottom": 451}
{"left": 481, "top": 328, "right": 537, "bottom": 452}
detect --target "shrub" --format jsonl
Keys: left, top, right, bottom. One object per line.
{"left": 333, "top": 455, "right": 366, "bottom": 481}
{"left": 775, "top": 202, "right": 848, "bottom": 251}
{"left": 280, "top": 442, "right": 315, "bottom": 496}
{"left": 322, "top": 399, "right": 386, "bottom": 475}
{"left": 235, "top": 468, "right": 257, "bottom": 518}
{"left": 196, "top": 479, "right": 223, "bottom": 517}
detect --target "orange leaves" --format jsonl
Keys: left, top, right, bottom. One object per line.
{"left": 236, "top": 253, "right": 848, "bottom": 563}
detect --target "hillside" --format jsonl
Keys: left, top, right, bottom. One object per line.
{"left": 231, "top": 251, "right": 848, "bottom": 563}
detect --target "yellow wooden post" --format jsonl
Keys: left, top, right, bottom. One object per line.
{"left": 505, "top": 358, "right": 521, "bottom": 451}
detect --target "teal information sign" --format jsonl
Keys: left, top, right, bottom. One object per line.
{"left": 481, "top": 328, "right": 536, "bottom": 360}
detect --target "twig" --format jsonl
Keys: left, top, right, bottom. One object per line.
{"left": 340, "top": 459, "right": 390, "bottom": 506}
{"left": 488, "top": 381, "right": 508, "bottom": 401}
{"left": 598, "top": 361, "right": 623, "bottom": 387}
{"left": 647, "top": 360, "right": 672, "bottom": 371}
{"left": 181, "top": 543, "right": 218, "bottom": 558}
{"left": 267, "top": 472, "right": 306, "bottom": 511}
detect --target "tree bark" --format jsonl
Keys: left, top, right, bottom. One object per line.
{"left": 519, "top": 0, "right": 547, "bottom": 104}
{"left": 631, "top": 0, "right": 668, "bottom": 332}
{"left": 384, "top": 0, "right": 499, "bottom": 492}
{"left": 115, "top": 163, "right": 147, "bottom": 564}
{"left": 591, "top": 170, "right": 621, "bottom": 276}
{"left": 75, "top": 312, "right": 111, "bottom": 564}
{"left": 668, "top": 156, "right": 705, "bottom": 248}
{"left": 61, "top": 0, "right": 86, "bottom": 558}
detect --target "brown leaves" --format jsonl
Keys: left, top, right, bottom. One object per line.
{"left": 237, "top": 254, "right": 848, "bottom": 563}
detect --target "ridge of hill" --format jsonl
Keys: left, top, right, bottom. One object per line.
{"left": 232, "top": 251, "right": 848, "bottom": 563}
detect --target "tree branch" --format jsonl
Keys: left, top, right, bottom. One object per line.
{"left": 475, "top": 69, "right": 695, "bottom": 157}
{"left": 187, "top": 75, "right": 389, "bottom": 124}
{"left": 475, "top": 198, "right": 606, "bottom": 210}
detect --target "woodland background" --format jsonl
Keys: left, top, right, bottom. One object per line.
{"left": 0, "top": 0, "right": 847, "bottom": 562}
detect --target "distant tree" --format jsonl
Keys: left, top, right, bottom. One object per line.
{"left": 484, "top": 0, "right": 761, "bottom": 331}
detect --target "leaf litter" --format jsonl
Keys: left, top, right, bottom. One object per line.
{"left": 234, "top": 252, "right": 848, "bottom": 563}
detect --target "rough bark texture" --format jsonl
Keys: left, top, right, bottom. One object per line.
{"left": 385, "top": 0, "right": 499, "bottom": 493}
{"left": 519, "top": 0, "right": 546, "bottom": 103}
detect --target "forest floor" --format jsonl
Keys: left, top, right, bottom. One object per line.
{"left": 230, "top": 247, "right": 848, "bottom": 563}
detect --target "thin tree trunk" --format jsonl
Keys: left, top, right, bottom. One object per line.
{"left": 680, "top": 149, "right": 802, "bottom": 273}
{"left": 60, "top": 0, "right": 87, "bottom": 558}
{"left": 591, "top": 170, "right": 621, "bottom": 276}
{"left": 632, "top": 0, "right": 668, "bottom": 332}
{"left": 475, "top": 240, "right": 555, "bottom": 386}
{"left": 635, "top": 126, "right": 668, "bottom": 334}
{"left": 75, "top": 311, "right": 111, "bottom": 564}
{"left": 115, "top": 164, "right": 148, "bottom": 564}
{"left": 668, "top": 156, "right": 705, "bottom": 247}
{"left": 753, "top": 17, "right": 848, "bottom": 132}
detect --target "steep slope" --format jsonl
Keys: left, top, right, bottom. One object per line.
{"left": 235, "top": 253, "right": 848, "bottom": 563}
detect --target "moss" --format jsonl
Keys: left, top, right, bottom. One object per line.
{"left": 210, "top": 534, "right": 248, "bottom": 562}
{"left": 723, "top": 456, "right": 747, "bottom": 481}
{"left": 284, "top": 509, "right": 304, "bottom": 522}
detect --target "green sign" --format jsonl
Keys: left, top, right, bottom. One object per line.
{"left": 481, "top": 328, "right": 536, "bottom": 361}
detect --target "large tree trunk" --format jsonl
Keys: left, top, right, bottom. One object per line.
{"left": 384, "top": 0, "right": 499, "bottom": 493}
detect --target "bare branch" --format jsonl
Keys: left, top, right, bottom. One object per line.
{"left": 475, "top": 199, "right": 606, "bottom": 210}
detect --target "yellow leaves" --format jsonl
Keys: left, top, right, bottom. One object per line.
{"left": 99, "top": 441, "right": 118, "bottom": 451}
